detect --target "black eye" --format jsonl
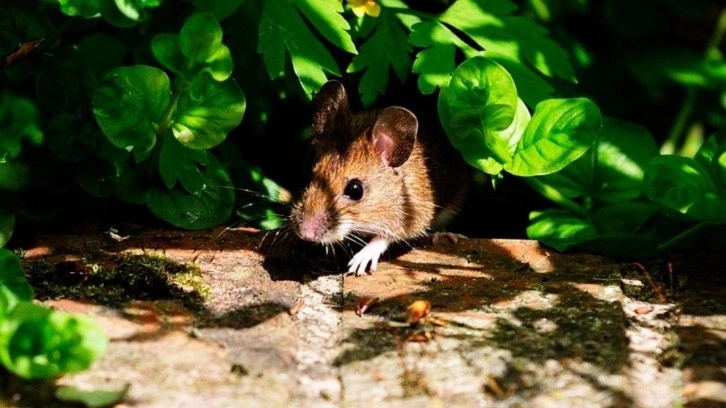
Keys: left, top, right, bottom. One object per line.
{"left": 343, "top": 178, "right": 364, "bottom": 201}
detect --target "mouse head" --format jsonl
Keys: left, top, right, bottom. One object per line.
{"left": 291, "top": 80, "right": 420, "bottom": 243}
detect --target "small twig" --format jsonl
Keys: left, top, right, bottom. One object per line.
{"left": 631, "top": 262, "right": 667, "bottom": 303}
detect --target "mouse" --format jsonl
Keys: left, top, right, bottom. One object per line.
{"left": 290, "top": 80, "right": 468, "bottom": 276}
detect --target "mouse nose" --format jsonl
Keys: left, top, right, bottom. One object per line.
{"left": 297, "top": 212, "right": 331, "bottom": 242}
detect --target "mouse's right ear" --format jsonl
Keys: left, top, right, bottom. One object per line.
{"left": 312, "top": 80, "right": 351, "bottom": 136}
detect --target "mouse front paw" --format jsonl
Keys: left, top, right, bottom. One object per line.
{"left": 347, "top": 236, "right": 389, "bottom": 276}
{"left": 431, "top": 231, "right": 467, "bottom": 245}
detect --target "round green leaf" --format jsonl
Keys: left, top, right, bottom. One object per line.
{"left": 99, "top": 0, "right": 160, "bottom": 27}
{"left": 592, "top": 202, "right": 660, "bottom": 234}
{"left": 147, "top": 155, "right": 235, "bottom": 229}
{"left": 0, "top": 211, "right": 15, "bottom": 248}
{"left": 57, "top": 0, "right": 101, "bottom": 18}
{"left": 535, "top": 118, "right": 658, "bottom": 202}
{"left": 445, "top": 56, "right": 518, "bottom": 140}
{"left": 180, "top": 13, "right": 222, "bottom": 62}
{"left": 172, "top": 74, "right": 245, "bottom": 149}
{"left": 0, "top": 92, "right": 44, "bottom": 160}
{"left": 506, "top": 98, "right": 601, "bottom": 177}
{"left": 94, "top": 65, "right": 170, "bottom": 156}
{"left": 151, "top": 34, "right": 185, "bottom": 76}
{"left": 75, "top": 158, "right": 120, "bottom": 198}
{"left": 526, "top": 209, "right": 597, "bottom": 252}
{"left": 179, "top": 13, "right": 232, "bottom": 81}
{"left": 644, "top": 156, "right": 726, "bottom": 224}
{"left": 438, "top": 57, "right": 520, "bottom": 175}
{"left": 0, "top": 161, "right": 30, "bottom": 191}
{"left": 438, "top": 87, "right": 502, "bottom": 174}
{"left": 46, "top": 114, "right": 90, "bottom": 162}
{"left": 0, "top": 248, "right": 33, "bottom": 311}
{"left": 0, "top": 302, "right": 108, "bottom": 379}
{"left": 158, "top": 132, "right": 209, "bottom": 192}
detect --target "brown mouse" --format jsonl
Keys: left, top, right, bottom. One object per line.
{"left": 291, "top": 80, "right": 468, "bottom": 275}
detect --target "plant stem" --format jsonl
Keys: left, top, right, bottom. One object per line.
{"left": 658, "top": 221, "right": 708, "bottom": 252}
{"left": 662, "top": 6, "right": 726, "bottom": 154}
{"left": 523, "top": 178, "right": 589, "bottom": 218}
{"left": 661, "top": 88, "right": 697, "bottom": 155}
{"left": 705, "top": 7, "right": 726, "bottom": 59}
{"left": 157, "top": 79, "right": 190, "bottom": 137}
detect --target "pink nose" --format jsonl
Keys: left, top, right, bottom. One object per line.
{"left": 298, "top": 212, "right": 329, "bottom": 242}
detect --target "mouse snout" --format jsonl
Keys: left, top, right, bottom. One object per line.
{"left": 294, "top": 211, "right": 333, "bottom": 242}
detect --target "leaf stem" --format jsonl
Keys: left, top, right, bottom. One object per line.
{"left": 661, "top": 6, "right": 726, "bottom": 154}
{"left": 658, "top": 221, "right": 708, "bottom": 252}
{"left": 705, "top": 7, "right": 726, "bottom": 61}
{"left": 661, "top": 87, "right": 697, "bottom": 155}
{"left": 157, "top": 79, "right": 190, "bottom": 137}
{"left": 523, "top": 177, "right": 589, "bottom": 218}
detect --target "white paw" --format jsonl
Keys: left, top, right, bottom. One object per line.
{"left": 347, "top": 237, "right": 389, "bottom": 276}
{"left": 432, "top": 231, "right": 467, "bottom": 245}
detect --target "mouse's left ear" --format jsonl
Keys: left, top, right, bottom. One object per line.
{"left": 371, "top": 107, "right": 418, "bottom": 168}
{"left": 312, "top": 80, "right": 351, "bottom": 136}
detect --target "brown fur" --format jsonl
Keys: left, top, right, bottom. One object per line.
{"left": 291, "top": 81, "right": 467, "bottom": 246}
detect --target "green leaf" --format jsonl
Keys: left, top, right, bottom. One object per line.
{"left": 295, "top": 0, "right": 356, "bottom": 54}
{"left": 694, "top": 134, "right": 726, "bottom": 194}
{"left": 0, "top": 211, "right": 14, "bottom": 248}
{"left": 147, "top": 155, "right": 235, "bottom": 229}
{"left": 347, "top": 10, "right": 414, "bottom": 106}
{"left": 438, "top": 57, "right": 523, "bottom": 174}
{"left": 258, "top": 0, "right": 344, "bottom": 97}
{"left": 527, "top": 204, "right": 660, "bottom": 258}
{"left": 179, "top": 13, "right": 233, "bottom": 81}
{"left": 159, "top": 132, "right": 209, "bottom": 192}
{"left": 439, "top": 0, "right": 575, "bottom": 105}
{"left": 438, "top": 88, "right": 502, "bottom": 174}
{"left": 172, "top": 74, "right": 245, "bottom": 149}
{"left": 75, "top": 158, "right": 120, "bottom": 199}
{"left": 0, "top": 249, "right": 33, "bottom": 312}
{"left": 56, "top": 385, "right": 129, "bottom": 408}
{"left": 506, "top": 98, "right": 601, "bottom": 176}
{"left": 151, "top": 34, "right": 185, "bottom": 76}
{"left": 644, "top": 156, "right": 726, "bottom": 224}
{"left": 0, "top": 162, "right": 30, "bottom": 191}
{"left": 527, "top": 209, "right": 597, "bottom": 252}
{"left": 192, "top": 0, "right": 243, "bottom": 20}
{"left": 410, "top": 21, "right": 478, "bottom": 95}
{"left": 0, "top": 302, "right": 107, "bottom": 379}
{"left": 152, "top": 13, "right": 233, "bottom": 81}
{"left": 57, "top": 0, "right": 101, "bottom": 18}
{"left": 93, "top": 65, "right": 170, "bottom": 157}
{"left": 592, "top": 202, "right": 660, "bottom": 235}
{"left": 0, "top": 92, "right": 44, "bottom": 161}
{"left": 76, "top": 33, "right": 127, "bottom": 80}
{"left": 46, "top": 114, "right": 91, "bottom": 163}
{"left": 99, "top": 0, "right": 161, "bottom": 28}
{"left": 535, "top": 118, "right": 659, "bottom": 202}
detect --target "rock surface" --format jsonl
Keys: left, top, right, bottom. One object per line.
{"left": 3, "top": 226, "right": 723, "bottom": 407}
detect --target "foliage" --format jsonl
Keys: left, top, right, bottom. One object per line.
{"left": 0, "top": 1, "right": 725, "bottom": 386}
{"left": 0, "top": 249, "right": 107, "bottom": 379}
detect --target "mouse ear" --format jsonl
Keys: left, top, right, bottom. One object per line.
{"left": 371, "top": 107, "right": 418, "bottom": 168}
{"left": 312, "top": 80, "right": 351, "bottom": 135}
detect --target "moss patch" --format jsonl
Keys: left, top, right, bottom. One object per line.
{"left": 25, "top": 253, "right": 210, "bottom": 309}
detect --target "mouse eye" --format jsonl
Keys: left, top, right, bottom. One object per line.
{"left": 343, "top": 178, "right": 364, "bottom": 201}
